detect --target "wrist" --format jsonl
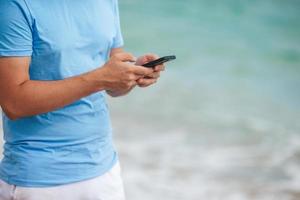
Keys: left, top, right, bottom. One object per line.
{"left": 81, "top": 68, "right": 107, "bottom": 92}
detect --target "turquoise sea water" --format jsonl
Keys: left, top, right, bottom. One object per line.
{"left": 109, "top": 0, "right": 300, "bottom": 200}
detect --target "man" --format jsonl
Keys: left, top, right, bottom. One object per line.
{"left": 0, "top": 0, "right": 164, "bottom": 199}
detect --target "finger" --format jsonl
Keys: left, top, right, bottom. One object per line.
{"left": 135, "top": 54, "right": 159, "bottom": 66}
{"left": 137, "top": 78, "right": 157, "bottom": 87}
{"left": 154, "top": 64, "right": 165, "bottom": 72}
{"left": 145, "top": 72, "right": 160, "bottom": 79}
{"left": 138, "top": 79, "right": 157, "bottom": 87}
{"left": 121, "top": 63, "right": 154, "bottom": 76}
{"left": 132, "top": 65, "right": 154, "bottom": 76}
{"left": 113, "top": 52, "right": 136, "bottom": 62}
{"left": 135, "top": 56, "right": 148, "bottom": 65}
{"left": 144, "top": 53, "right": 159, "bottom": 62}
{"left": 126, "top": 73, "right": 142, "bottom": 81}
{"left": 129, "top": 80, "right": 137, "bottom": 88}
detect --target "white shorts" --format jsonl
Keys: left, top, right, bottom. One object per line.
{"left": 0, "top": 162, "right": 126, "bottom": 200}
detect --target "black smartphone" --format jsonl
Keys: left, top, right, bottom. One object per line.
{"left": 142, "top": 55, "right": 176, "bottom": 68}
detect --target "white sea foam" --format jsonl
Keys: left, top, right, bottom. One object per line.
{"left": 111, "top": 108, "right": 300, "bottom": 200}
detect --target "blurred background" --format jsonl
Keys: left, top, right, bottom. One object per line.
{"left": 108, "top": 0, "right": 300, "bottom": 200}
{"left": 0, "top": 0, "right": 300, "bottom": 200}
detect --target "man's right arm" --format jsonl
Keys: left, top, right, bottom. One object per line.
{"left": 0, "top": 52, "right": 153, "bottom": 120}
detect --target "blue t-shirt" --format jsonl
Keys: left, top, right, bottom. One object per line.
{"left": 0, "top": 0, "right": 124, "bottom": 187}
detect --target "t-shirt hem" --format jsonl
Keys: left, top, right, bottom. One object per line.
{"left": 0, "top": 50, "right": 32, "bottom": 57}
{"left": 0, "top": 157, "right": 118, "bottom": 188}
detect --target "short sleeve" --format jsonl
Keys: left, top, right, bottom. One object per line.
{"left": 0, "top": 0, "right": 33, "bottom": 57}
{"left": 111, "top": 0, "right": 124, "bottom": 48}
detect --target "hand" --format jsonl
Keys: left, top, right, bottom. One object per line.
{"left": 135, "top": 54, "right": 165, "bottom": 87}
{"left": 98, "top": 52, "right": 154, "bottom": 97}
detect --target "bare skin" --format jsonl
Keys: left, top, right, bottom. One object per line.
{"left": 107, "top": 48, "right": 165, "bottom": 97}
{"left": 0, "top": 48, "right": 165, "bottom": 120}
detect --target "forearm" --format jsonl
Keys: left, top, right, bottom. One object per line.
{"left": 5, "top": 48, "right": 124, "bottom": 115}
{"left": 2, "top": 69, "right": 105, "bottom": 119}
{"left": 0, "top": 51, "right": 153, "bottom": 120}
